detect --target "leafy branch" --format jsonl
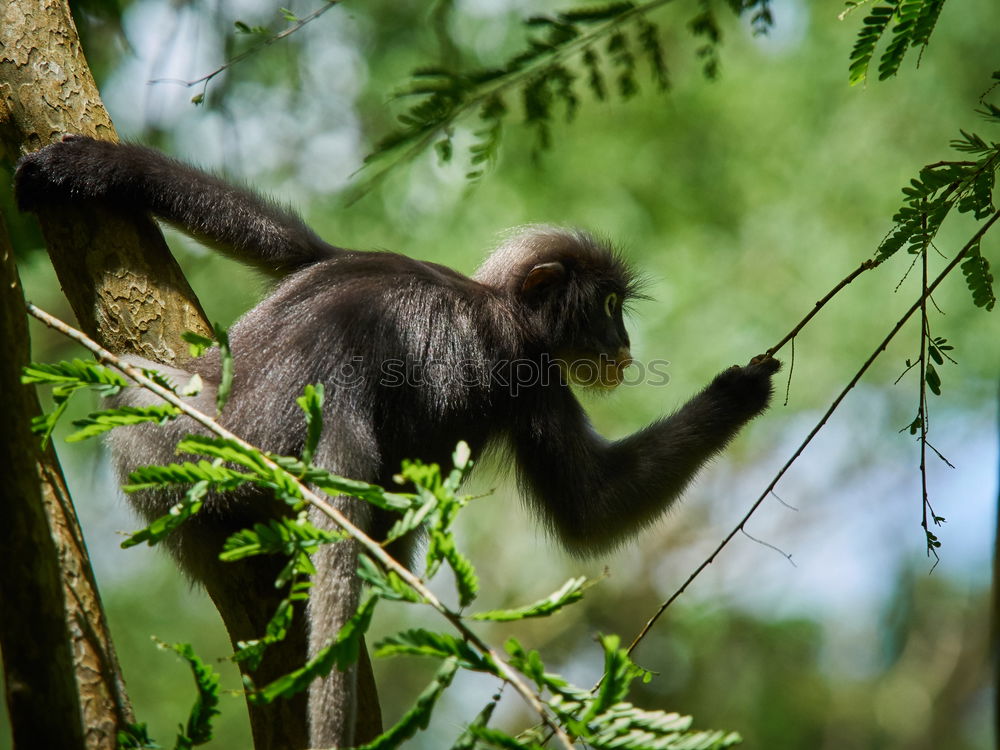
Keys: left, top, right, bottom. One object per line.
{"left": 848, "top": 0, "right": 948, "bottom": 85}
{"left": 148, "top": 1, "right": 347, "bottom": 103}
{"left": 626, "top": 86, "right": 999, "bottom": 654}
{"left": 627, "top": 207, "right": 1000, "bottom": 658}
{"left": 347, "top": 0, "right": 774, "bottom": 202}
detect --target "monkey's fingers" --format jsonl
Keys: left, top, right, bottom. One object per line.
{"left": 747, "top": 354, "right": 781, "bottom": 373}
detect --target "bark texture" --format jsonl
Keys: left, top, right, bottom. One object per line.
{"left": 0, "top": 216, "right": 89, "bottom": 749}
{"left": 0, "top": 0, "right": 212, "bottom": 358}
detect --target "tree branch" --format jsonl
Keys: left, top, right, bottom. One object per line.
{"left": 627, "top": 209, "right": 1000, "bottom": 656}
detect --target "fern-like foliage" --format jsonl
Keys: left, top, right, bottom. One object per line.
{"left": 848, "top": 0, "right": 948, "bottom": 85}
{"left": 22, "top": 359, "right": 127, "bottom": 445}
{"left": 690, "top": 0, "right": 772, "bottom": 80}
{"left": 356, "top": 659, "right": 459, "bottom": 750}
{"left": 876, "top": 121, "right": 999, "bottom": 281}
{"left": 498, "top": 636, "right": 742, "bottom": 749}
{"left": 158, "top": 641, "right": 222, "bottom": 749}
{"left": 961, "top": 239, "right": 997, "bottom": 310}
{"left": 249, "top": 594, "right": 379, "bottom": 703}
{"left": 350, "top": 0, "right": 774, "bottom": 200}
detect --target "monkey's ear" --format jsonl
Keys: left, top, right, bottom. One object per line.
{"left": 522, "top": 261, "right": 566, "bottom": 295}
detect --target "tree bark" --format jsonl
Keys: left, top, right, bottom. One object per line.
{"left": 0, "top": 0, "right": 212, "bottom": 358}
{"left": 0, "top": 215, "right": 90, "bottom": 749}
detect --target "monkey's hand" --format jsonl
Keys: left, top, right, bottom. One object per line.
{"left": 15, "top": 135, "right": 127, "bottom": 212}
{"left": 706, "top": 354, "right": 781, "bottom": 421}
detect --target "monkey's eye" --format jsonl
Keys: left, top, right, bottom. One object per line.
{"left": 603, "top": 293, "right": 619, "bottom": 318}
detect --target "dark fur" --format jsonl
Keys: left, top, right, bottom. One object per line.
{"left": 16, "top": 136, "right": 780, "bottom": 748}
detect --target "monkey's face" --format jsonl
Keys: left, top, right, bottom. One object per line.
{"left": 517, "top": 252, "right": 636, "bottom": 389}
{"left": 556, "top": 290, "right": 633, "bottom": 390}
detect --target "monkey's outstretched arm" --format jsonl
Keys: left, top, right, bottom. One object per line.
{"left": 15, "top": 136, "right": 338, "bottom": 275}
{"left": 515, "top": 357, "right": 780, "bottom": 555}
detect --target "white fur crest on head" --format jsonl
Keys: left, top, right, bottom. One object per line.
{"left": 473, "top": 225, "right": 611, "bottom": 290}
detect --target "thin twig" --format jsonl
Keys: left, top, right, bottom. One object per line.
{"left": 917, "top": 229, "right": 941, "bottom": 564}
{"left": 924, "top": 439, "right": 955, "bottom": 469}
{"left": 837, "top": 0, "right": 877, "bottom": 21}
{"left": 740, "top": 528, "right": 796, "bottom": 566}
{"left": 766, "top": 258, "right": 878, "bottom": 358}
{"left": 345, "top": 0, "right": 682, "bottom": 204}
{"left": 625, "top": 209, "right": 1000, "bottom": 657}
{"left": 781, "top": 337, "right": 794, "bottom": 406}
{"left": 149, "top": 1, "right": 344, "bottom": 90}
{"left": 769, "top": 490, "right": 798, "bottom": 512}
{"left": 24, "top": 302, "right": 575, "bottom": 750}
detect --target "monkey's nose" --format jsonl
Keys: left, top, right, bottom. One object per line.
{"left": 616, "top": 347, "right": 633, "bottom": 369}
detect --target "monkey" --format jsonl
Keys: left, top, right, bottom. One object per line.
{"left": 15, "top": 135, "right": 780, "bottom": 750}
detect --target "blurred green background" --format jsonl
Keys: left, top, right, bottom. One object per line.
{"left": 1, "top": 0, "right": 997, "bottom": 747}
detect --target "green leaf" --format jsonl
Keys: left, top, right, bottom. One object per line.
{"left": 296, "top": 383, "right": 325, "bottom": 464}
{"left": 220, "top": 517, "right": 342, "bottom": 563}
{"left": 925, "top": 362, "right": 941, "bottom": 395}
{"left": 581, "top": 47, "right": 607, "bottom": 101}
{"left": 384, "top": 498, "right": 437, "bottom": 542}
{"left": 558, "top": 2, "right": 635, "bottom": 25}
{"left": 584, "top": 703, "right": 742, "bottom": 749}
{"left": 67, "top": 403, "right": 181, "bottom": 442}
{"left": 374, "top": 629, "right": 495, "bottom": 673}
{"left": 357, "top": 554, "right": 423, "bottom": 603}
{"left": 156, "top": 641, "right": 220, "bottom": 749}
{"left": 22, "top": 358, "right": 127, "bottom": 391}
{"left": 961, "top": 241, "right": 997, "bottom": 311}
{"left": 176, "top": 435, "right": 270, "bottom": 473}
{"left": 472, "top": 577, "right": 587, "bottom": 621}
{"left": 181, "top": 331, "right": 215, "bottom": 359}
{"left": 449, "top": 694, "right": 500, "bottom": 750}
{"left": 430, "top": 530, "right": 479, "bottom": 607}
{"left": 356, "top": 658, "right": 459, "bottom": 749}
{"left": 467, "top": 96, "right": 506, "bottom": 180}
{"left": 30, "top": 398, "right": 69, "bottom": 447}
{"left": 139, "top": 367, "right": 179, "bottom": 392}
{"left": 504, "top": 638, "right": 563, "bottom": 692}
{"left": 214, "top": 324, "right": 234, "bottom": 414}
{"left": 848, "top": 2, "right": 896, "bottom": 85}
{"left": 122, "top": 481, "right": 209, "bottom": 548}
{"left": 251, "top": 594, "right": 378, "bottom": 703}
{"left": 272, "top": 455, "right": 415, "bottom": 511}
{"left": 122, "top": 460, "right": 254, "bottom": 493}
{"left": 607, "top": 31, "right": 638, "bottom": 99}
{"left": 23, "top": 359, "right": 130, "bottom": 445}
{"left": 235, "top": 578, "right": 312, "bottom": 669}
{"left": 117, "top": 722, "right": 156, "bottom": 749}
{"left": 587, "top": 635, "right": 640, "bottom": 721}
{"left": 637, "top": 18, "right": 669, "bottom": 92}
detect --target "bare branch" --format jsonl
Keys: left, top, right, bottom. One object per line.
{"left": 149, "top": 1, "right": 345, "bottom": 92}
{"left": 766, "top": 258, "right": 878, "bottom": 358}
{"left": 627, "top": 209, "right": 1000, "bottom": 656}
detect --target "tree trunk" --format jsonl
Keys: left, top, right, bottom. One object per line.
{"left": 0, "top": 0, "right": 212, "bottom": 357}
{"left": 0, "top": 214, "right": 94, "bottom": 749}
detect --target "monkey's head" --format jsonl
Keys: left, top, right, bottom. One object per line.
{"left": 475, "top": 226, "right": 642, "bottom": 389}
